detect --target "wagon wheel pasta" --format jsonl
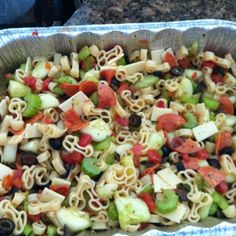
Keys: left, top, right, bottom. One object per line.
{"left": 0, "top": 42, "right": 236, "bottom": 235}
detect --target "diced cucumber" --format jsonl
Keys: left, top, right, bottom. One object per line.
{"left": 134, "top": 75, "right": 158, "bottom": 89}
{"left": 7, "top": 80, "right": 31, "bottom": 98}
{"left": 39, "top": 93, "right": 59, "bottom": 109}
{"left": 199, "top": 204, "right": 212, "bottom": 220}
{"left": 177, "top": 77, "right": 193, "bottom": 97}
{"left": 32, "top": 61, "right": 51, "bottom": 80}
{"left": 23, "top": 94, "right": 42, "bottom": 117}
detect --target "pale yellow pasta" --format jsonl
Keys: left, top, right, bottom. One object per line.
{"left": 159, "top": 216, "right": 176, "bottom": 226}
{"left": 151, "top": 49, "right": 164, "bottom": 64}
{"left": 156, "top": 79, "right": 166, "bottom": 90}
{"left": 48, "top": 65, "right": 62, "bottom": 78}
{"left": 215, "top": 113, "right": 226, "bottom": 129}
{"left": 51, "top": 150, "right": 67, "bottom": 175}
{"left": 0, "top": 96, "right": 10, "bottom": 117}
{"left": 15, "top": 68, "right": 28, "bottom": 83}
{"left": 130, "top": 50, "right": 141, "bottom": 62}
{"left": 12, "top": 192, "right": 26, "bottom": 207}
{"left": 145, "top": 60, "right": 158, "bottom": 73}
{"left": 32, "top": 221, "right": 46, "bottom": 235}
{"left": 215, "top": 83, "right": 227, "bottom": 96}
{"left": 205, "top": 141, "right": 215, "bottom": 154}
{"left": 220, "top": 154, "right": 236, "bottom": 176}
{"left": 36, "top": 151, "right": 51, "bottom": 163}
{"left": 140, "top": 49, "right": 148, "bottom": 61}
{"left": 224, "top": 184, "right": 236, "bottom": 203}
{"left": 126, "top": 72, "right": 143, "bottom": 84}
{"left": 115, "top": 66, "right": 127, "bottom": 81}
{"left": 170, "top": 101, "right": 186, "bottom": 113}
{"left": 113, "top": 98, "right": 130, "bottom": 118}
{"left": 89, "top": 45, "right": 100, "bottom": 57}
{"left": 176, "top": 46, "right": 189, "bottom": 60}
{"left": 184, "top": 103, "right": 196, "bottom": 113}
{"left": 123, "top": 61, "right": 146, "bottom": 75}
{"left": 164, "top": 79, "right": 179, "bottom": 92}
{"left": 43, "top": 108, "right": 59, "bottom": 123}
{"left": 91, "top": 210, "right": 109, "bottom": 230}
{"left": 8, "top": 98, "right": 27, "bottom": 114}
{"left": 39, "top": 136, "right": 50, "bottom": 152}
{"left": 0, "top": 132, "right": 7, "bottom": 146}
{"left": 60, "top": 55, "right": 71, "bottom": 74}
{"left": 116, "top": 130, "right": 135, "bottom": 145}
{"left": 70, "top": 52, "right": 79, "bottom": 78}
{"left": 195, "top": 103, "right": 209, "bottom": 124}
{"left": 225, "top": 53, "right": 236, "bottom": 76}
{"left": 169, "top": 151, "right": 180, "bottom": 163}
{"left": 32, "top": 56, "right": 47, "bottom": 66}
{"left": 37, "top": 124, "right": 66, "bottom": 138}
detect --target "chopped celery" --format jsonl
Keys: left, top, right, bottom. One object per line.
{"left": 183, "top": 112, "right": 198, "bottom": 129}
{"left": 134, "top": 75, "right": 158, "bottom": 89}
{"left": 8, "top": 80, "right": 31, "bottom": 98}
{"left": 32, "top": 61, "right": 50, "bottom": 80}
{"left": 158, "top": 149, "right": 163, "bottom": 157}
{"left": 190, "top": 80, "right": 197, "bottom": 91}
{"left": 108, "top": 202, "right": 119, "bottom": 221}
{"left": 23, "top": 224, "right": 32, "bottom": 236}
{"left": 78, "top": 46, "right": 90, "bottom": 60}
{"left": 162, "top": 90, "right": 171, "bottom": 101}
{"left": 117, "top": 57, "right": 126, "bottom": 66}
{"left": 53, "top": 86, "right": 64, "bottom": 95}
{"left": 180, "top": 95, "right": 199, "bottom": 104}
{"left": 47, "top": 225, "right": 57, "bottom": 236}
{"left": 209, "top": 202, "right": 218, "bottom": 216}
{"left": 57, "top": 76, "right": 77, "bottom": 84}
{"left": 212, "top": 191, "right": 229, "bottom": 210}
{"left": 194, "top": 174, "right": 204, "bottom": 191}
{"left": 81, "top": 157, "right": 101, "bottom": 177}
{"left": 142, "top": 184, "right": 154, "bottom": 193}
{"left": 199, "top": 204, "right": 212, "bottom": 220}
{"left": 106, "top": 153, "right": 115, "bottom": 165}
{"left": 23, "top": 94, "right": 42, "bottom": 117}
{"left": 202, "top": 96, "right": 219, "bottom": 110}
{"left": 94, "top": 137, "right": 113, "bottom": 151}
{"left": 90, "top": 91, "right": 98, "bottom": 106}
{"left": 80, "top": 70, "right": 85, "bottom": 80}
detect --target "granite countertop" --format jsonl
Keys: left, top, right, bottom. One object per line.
{"left": 65, "top": 0, "right": 236, "bottom": 25}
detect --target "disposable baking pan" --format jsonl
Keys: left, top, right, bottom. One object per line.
{"left": 0, "top": 19, "right": 236, "bottom": 235}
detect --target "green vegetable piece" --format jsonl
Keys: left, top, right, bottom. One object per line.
{"left": 8, "top": 80, "right": 31, "bottom": 98}
{"left": 199, "top": 204, "right": 212, "bottom": 220}
{"left": 57, "top": 76, "right": 77, "bottom": 84}
{"left": 106, "top": 153, "right": 115, "bottom": 165}
{"left": 120, "top": 155, "right": 134, "bottom": 167}
{"left": 212, "top": 191, "right": 229, "bottom": 210}
{"left": 23, "top": 94, "right": 42, "bottom": 117}
{"left": 80, "top": 70, "right": 85, "bottom": 80}
{"left": 188, "top": 41, "right": 198, "bottom": 56}
{"left": 108, "top": 202, "right": 119, "bottom": 221}
{"left": 194, "top": 174, "right": 204, "bottom": 191}
{"left": 209, "top": 112, "right": 216, "bottom": 121}
{"left": 161, "top": 90, "right": 171, "bottom": 101}
{"left": 117, "top": 57, "right": 126, "bottom": 66}
{"left": 209, "top": 202, "right": 218, "bottom": 216}
{"left": 53, "top": 86, "right": 64, "bottom": 95}
{"left": 134, "top": 75, "right": 158, "bottom": 89}
{"left": 183, "top": 112, "right": 198, "bottom": 129}
{"left": 23, "top": 224, "right": 32, "bottom": 236}
{"left": 83, "top": 56, "right": 95, "bottom": 72}
{"left": 78, "top": 46, "right": 90, "bottom": 60}
{"left": 158, "top": 149, "right": 163, "bottom": 157}
{"left": 32, "top": 61, "right": 50, "bottom": 80}
{"left": 81, "top": 157, "right": 101, "bottom": 177}
{"left": 191, "top": 80, "right": 197, "bottom": 92}
{"left": 90, "top": 91, "right": 98, "bottom": 106}
{"left": 142, "top": 184, "right": 154, "bottom": 193}
{"left": 20, "top": 63, "right": 26, "bottom": 71}
{"left": 47, "top": 225, "right": 57, "bottom": 236}
{"left": 156, "top": 189, "right": 179, "bottom": 214}
{"left": 54, "top": 71, "right": 65, "bottom": 79}
{"left": 202, "top": 96, "right": 219, "bottom": 110}
{"left": 180, "top": 95, "right": 199, "bottom": 104}
{"left": 94, "top": 137, "right": 113, "bottom": 151}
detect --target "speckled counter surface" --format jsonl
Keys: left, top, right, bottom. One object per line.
{"left": 65, "top": 0, "right": 236, "bottom": 25}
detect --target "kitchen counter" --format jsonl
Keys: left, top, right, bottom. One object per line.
{"left": 65, "top": 0, "right": 236, "bottom": 25}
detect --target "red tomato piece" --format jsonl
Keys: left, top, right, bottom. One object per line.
{"left": 138, "top": 193, "right": 156, "bottom": 213}
{"left": 28, "top": 214, "right": 41, "bottom": 222}
{"left": 11, "top": 169, "right": 23, "bottom": 189}
{"left": 219, "top": 96, "right": 234, "bottom": 115}
{"left": 2, "top": 175, "right": 11, "bottom": 190}
{"left": 139, "top": 223, "right": 149, "bottom": 231}
{"left": 157, "top": 114, "right": 186, "bottom": 132}
{"left": 131, "top": 143, "right": 143, "bottom": 156}
{"left": 42, "top": 78, "right": 51, "bottom": 91}
{"left": 117, "top": 83, "right": 135, "bottom": 94}
{"left": 42, "top": 116, "right": 52, "bottom": 124}
{"left": 202, "top": 61, "right": 215, "bottom": 68}
{"left": 98, "top": 83, "right": 116, "bottom": 109}
{"left": 169, "top": 137, "right": 185, "bottom": 150}
{"left": 80, "top": 56, "right": 96, "bottom": 71}
{"left": 61, "top": 151, "right": 84, "bottom": 165}
{"left": 215, "top": 131, "right": 233, "bottom": 155}
{"left": 147, "top": 149, "right": 161, "bottom": 164}
{"left": 50, "top": 185, "right": 70, "bottom": 197}
{"left": 178, "top": 57, "right": 192, "bottom": 68}
{"left": 64, "top": 109, "right": 88, "bottom": 132}
{"left": 60, "top": 83, "right": 80, "bottom": 96}
{"left": 79, "top": 81, "right": 97, "bottom": 96}
{"left": 115, "top": 116, "right": 129, "bottom": 126}
{"left": 175, "top": 139, "right": 202, "bottom": 154}
{"left": 211, "top": 74, "right": 223, "bottom": 84}
{"left": 141, "top": 163, "right": 160, "bottom": 177}
{"left": 24, "top": 76, "right": 37, "bottom": 90}
{"left": 215, "top": 181, "right": 229, "bottom": 194}
{"left": 100, "top": 69, "right": 116, "bottom": 85}
{"left": 198, "top": 166, "right": 225, "bottom": 188}
{"left": 79, "top": 133, "right": 92, "bottom": 147}
{"left": 163, "top": 52, "right": 177, "bottom": 67}
{"left": 183, "top": 158, "right": 201, "bottom": 170}
{"left": 196, "top": 149, "right": 209, "bottom": 160}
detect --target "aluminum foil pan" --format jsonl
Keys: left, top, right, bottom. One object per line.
{"left": 0, "top": 19, "right": 236, "bottom": 235}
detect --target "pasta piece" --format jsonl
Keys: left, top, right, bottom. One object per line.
{"left": 151, "top": 49, "right": 164, "bottom": 64}
{"left": 70, "top": 52, "right": 79, "bottom": 78}
{"left": 32, "top": 221, "right": 46, "bottom": 235}
{"left": 60, "top": 55, "right": 71, "bottom": 74}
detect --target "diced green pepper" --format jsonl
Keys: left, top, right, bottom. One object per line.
{"left": 183, "top": 112, "right": 198, "bottom": 129}
{"left": 194, "top": 174, "right": 204, "bottom": 191}
{"left": 47, "top": 225, "right": 57, "bottom": 236}
{"left": 156, "top": 189, "right": 179, "bottom": 214}
{"left": 81, "top": 157, "right": 101, "bottom": 177}
{"left": 23, "top": 224, "right": 32, "bottom": 236}
{"left": 180, "top": 95, "right": 199, "bottom": 104}
{"left": 209, "top": 202, "right": 218, "bottom": 216}
{"left": 90, "top": 91, "right": 98, "bottom": 106}
{"left": 80, "top": 70, "right": 85, "bottom": 80}
{"left": 209, "top": 112, "right": 216, "bottom": 121}
{"left": 53, "top": 86, "right": 64, "bottom": 95}
{"left": 106, "top": 153, "right": 115, "bottom": 165}
{"left": 134, "top": 75, "right": 158, "bottom": 89}
{"left": 202, "top": 96, "right": 219, "bottom": 110}
{"left": 199, "top": 204, "right": 212, "bottom": 220}
{"left": 117, "top": 57, "right": 126, "bottom": 66}
{"left": 158, "top": 149, "right": 163, "bottom": 157}
{"left": 188, "top": 41, "right": 198, "bottom": 56}
{"left": 108, "top": 202, "right": 119, "bottom": 221}
{"left": 56, "top": 76, "right": 77, "bottom": 84}
{"left": 161, "top": 90, "right": 171, "bottom": 102}
{"left": 23, "top": 94, "right": 42, "bottom": 117}
{"left": 94, "top": 136, "right": 115, "bottom": 151}
{"left": 191, "top": 80, "right": 197, "bottom": 92}
{"left": 142, "top": 184, "right": 154, "bottom": 193}
{"left": 78, "top": 46, "right": 90, "bottom": 60}
{"left": 212, "top": 191, "right": 229, "bottom": 210}
{"left": 82, "top": 56, "right": 96, "bottom": 72}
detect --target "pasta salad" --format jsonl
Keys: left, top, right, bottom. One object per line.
{"left": 0, "top": 42, "right": 236, "bottom": 235}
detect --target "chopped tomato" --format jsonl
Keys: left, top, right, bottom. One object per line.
{"left": 141, "top": 163, "right": 160, "bottom": 177}
{"left": 50, "top": 185, "right": 70, "bottom": 197}
{"left": 25, "top": 112, "right": 43, "bottom": 124}
{"left": 169, "top": 137, "right": 185, "bottom": 150}
{"left": 198, "top": 166, "right": 225, "bottom": 188}
{"left": 8, "top": 127, "right": 25, "bottom": 135}
{"left": 10, "top": 169, "right": 23, "bottom": 189}
{"left": 24, "top": 76, "right": 37, "bottom": 90}
{"left": 42, "top": 116, "right": 52, "bottom": 124}
{"left": 138, "top": 192, "right": 156, "bottom": 213}
{"left": 139, "top": 223, "right": 149, "bottom": 231}
{"left": 156, "top": 114, "right": 186, "bottom": 132}
{"left": 117, "top": 83, "right": 135, "bottom": 94}
{"left": 147, "top": 149, "right": 161, "bottom": 164}
{"left": 28, "top": 214, "right": 41, "bottom": 222}
{"left": 61, "top": 151, "right": 84, "bottom": 165}
{"left": 215, "top": 131, "right": 233, "bottom": 155}
{"left": 131, "top": 143, "right": 143, "bottom": 156}
{"left": 196, "top": 149, "right": 209, "bottom": 160}
{"left": 219, "top": 96, "right": 234, "bottom": 115}
{"left": 215, "top": 181, "right": 229, "bottom": 194}
{"left": 80, "top": 56, "right": 96, "bottom": 72}
{"left": 60, "top": 83, "right": 80, "bottom": 96}
{"left": 64, "top": 108, "right": 88, "bottom": 132}
{"left": 163, "top": 52, "right": 177, "bottom": 67}
{"left": 183, "top": 157, "right": 201, "bottom": 170}
{"left": 175, "top": 139, "right": 202, "bottom": 154}
{"left": 79, "top": 133, "right": 92, "bottom": 147}
{"left": 115, "top": 115, "right": 129, "bottom": 126}
{"left": 2, "top": 175, "right": 11, "bottom": 190}
{"left": 42, "top": 78, "right": 51, "bottom": 91}
{"left": 156, "top": 100, "right": 165, "bottom": 108}
{"left": 211, "top": 74, "right": 223, "bottom": 84}
{"left": 98, "top": 83, "right": 116, "bottom": 109}
{"left": 79, "top": 81, "right": 97, "bottom": 96}
{"left": 133, "top": 155, "right": 140, "bottom": 168}
{"left": 178, "top": 57, "right": 192, "bottom": 68}
{"left": 100, "top": 69, "right": 116, "bottom": 85}
{"left": 202, "top": 61, "right": 215, "bottom": 68}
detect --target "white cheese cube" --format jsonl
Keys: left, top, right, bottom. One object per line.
{"left": 124, "top": 61, "right": 146, "bottom": 75}
{"left": 157, "top": 168, "right": 181, "bottom": 187}
{"left": 158, "top": 203, "right": 187, "bottom": 223}
{"left": 192, "top": 121, "right": 218, "bottom": 142}
{"left": 151, "top": 106, "right": 177, "bottom": 121}
{"left": 24, "top": 124, "right": 42, "bottom": 139}
{"left": 0, "top": 163, "right": 13, "bottom": 180}
{"left": 151, "top": 49, "right": 164, "bottom": 64}
{"left": 153, "top": 174, "right": 174, "bottom": 193}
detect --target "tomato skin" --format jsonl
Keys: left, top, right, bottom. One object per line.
{"left": 198, "top": 166, "right": 225, "bottom": 188}
{"left": 79, "top": 133, "right": 92, "bottom": 147}
{"left": 100, "top": 69, "right": 116, "bottom": 85}
{"left": 169, "top": 137, "right": 185, "bottom": 150}
{"left": 157, "top": 114, "right": 186, "bottom": 132}
{"left": 11, "top": 169, "right": 23, "bottom": 189}
{"left": 196, "top": 149, "right": 209, "bottom": 160}
{"left": 202, "top": 61, "right": 215, "bottom": 68}
{"left": 147, "top": 149, "right": 161, "bottom": 164}
{"left": 131, "top": 143, "right": 143, "bottom": 157}
{"left": 98, "top": 83, "right": 116, "bottom": 109}
{"left": 175, "top": 139, "right": 202, "bottom": 154}
{"left": 61, "top": 151, "right": 84, "bottom": 165}
{"left": 79, "top": 81, "right": 97, "bottom": 96}
{"left": 211, "top": 74, "right": 223, "bottom": 84}
{"left": 117, "top": 83, "right": 135, "bottom": 94}
{"left": 42, "top": 78, "right": 51, "bottom": 91}
{"left": 215, "top": 181, "right": 229, "bottom": 194}
{"left": 219, "top": 96, "right": 234, "bottom": 115}
{"left": 138, "top": 192, "right": 156, "bottom": 213}
{"left": 163, "top": 52, "right": 177, "bottom": 67}
{"left": 115, "top": 115, "right": 129, "bottom": 126}
{"left": 178, "top": 57, "right": 192, "bottom": 68}
{"left": 183, "top": 157, "right": 201, "bottom": 170}
{"left": 60, "top": 83, "right": 80, "bottom": 96}
{"left": 140, "top": 163, "right": 160, "bottom": 177}
{"left": 2, "top": 175, "right": 11, "bottom": 190}
{"left": 50, "top": 185, "right": 70, "bottom": 197}
{"left": 215, "top": 131, "right": 233, "bottom": 155}
{"left": 24, "top": 76, "right": 37, "bottom": 90}
{"left": 28, "top": 214, "right": 41, "bottom": 222}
